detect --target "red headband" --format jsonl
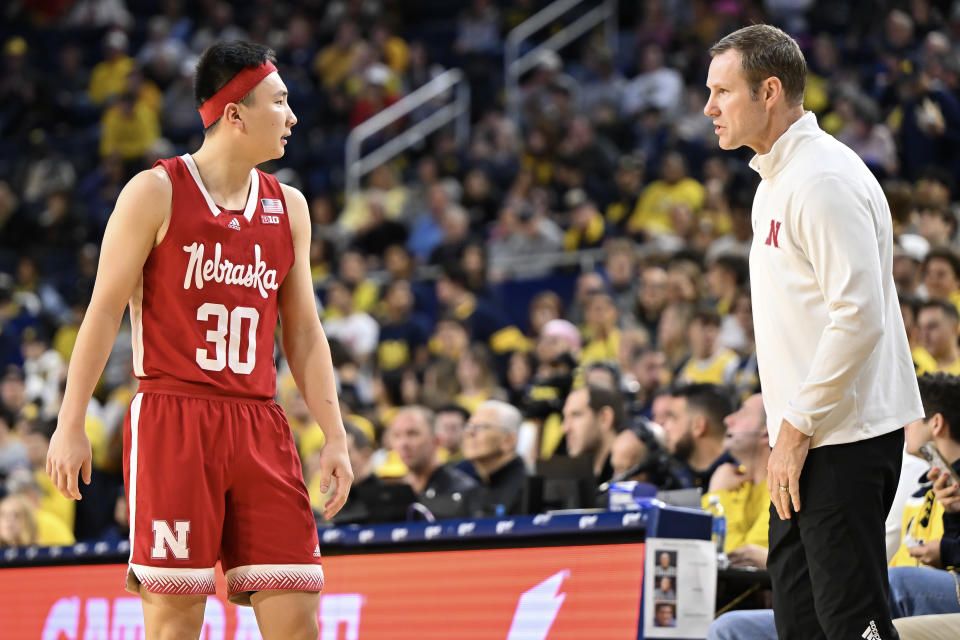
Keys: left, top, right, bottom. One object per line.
{"left": 198, "top": 61, "right": 278, "bottom": 128}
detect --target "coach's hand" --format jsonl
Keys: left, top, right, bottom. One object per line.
{"left": 767, "top": 420, "right": 811, "bottom": 520}
{"left": 46, "top": 419, "right": 92, "bottom": 500}
{"left": 317, "top": 435, "right": 354, "bottom": 521}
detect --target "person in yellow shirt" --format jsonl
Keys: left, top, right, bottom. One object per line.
{"left": 99, "top": 92, "right": 160, "bottom": 161}
{"left": 916, "top": 300, "right": 960, "bottom": 375}
{"left": 88, "top": 30, "right": 135, "bottom": 106}
{"left": 580, "top": 292, "right": 621, "bottom": 366}
{"left": 676, "top": 308, "right": 741, "bottom": 387}
{"left": 701, "top": 393, "right": 770, "bottom": 568}
{"left": 23, "top": 426, "right": 75, "bottom": 532}
{"left": 628, "top": 152, "right": 705, "bottom": 236}
{"left": 371, "top": 22, "right": 410, "bottom": 74}
{"left": 0, "top": 494, "right": 37, "bottom": 547}
{"left": 313, "top": 22, "right": 364, "bottom": 91}
{"left": 454, "top": 344, "right": 501, "bottom": 415}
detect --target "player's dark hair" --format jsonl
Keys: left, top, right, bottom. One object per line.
{"left": 669, "top": 383, "right": 735, "bottom": 437}
{"left": 709, "top": 24, "right": 807, "bottom": 106}
{"left": 194, "top": 41, "right": 277, "bottom": 130}
{"left": 917, "top": 374, "right": 960, "bottom": 443}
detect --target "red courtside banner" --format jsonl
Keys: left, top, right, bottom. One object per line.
{"left": 1, "top": 543, "right": 645, "bottom": 639}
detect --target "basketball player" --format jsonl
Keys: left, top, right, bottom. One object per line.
{"left": 46, "top": 42, "right": 353, "bottom": 639}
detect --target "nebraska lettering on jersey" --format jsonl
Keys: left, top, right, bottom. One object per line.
{"left": 182, "top": 242, "right": 279, "bottom": 299}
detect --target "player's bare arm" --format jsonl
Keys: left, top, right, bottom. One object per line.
{"left": 47, "top": 168, "right": 172, "bottom": 500}
{"left": 277, "top": 182, "right": 353, "bottom": 520}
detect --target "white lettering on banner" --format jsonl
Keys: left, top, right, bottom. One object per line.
{"left": 182, "top": 243, "right": 278, "bottom": 299}
{"left": 83, "top": 598, "right": 108, "bottom": 640}
{"left": 391, "top": 528, "right": 408, "bottom": 542}
{"left": 532, "top": 514, "right": 551, "bottom": 526}
{"left": 320, "top": 594, "right": 363, "bottom": 640}
{"left": 41, "top": 597, "right": 265, "bottom": 639}
{"left": 578, "top": 515, "right": 598, "bottom": 530}
{"left": 424, "top": 525, "right": 442, "bottom": 540}
{"left": 358, "top": 530, "right": 374, "bottom": 544}
{"left": 496, "top": 520, "right": 515, "bottom": 535}
{"left": 151, "top": 520, "right": 191, "bottom": 560}
{"left": 506, "top": 571, "right": 570, "bottom": 640}
{"left": 111, "top": 598, "right": 145, "bottom": 640}
{"left": 457, "top": 523, "right": 475, "bottom": 536}
{"left": 41, "top": 597, "right": 79, "bottom": 640}
{"left": 622, "top": 512, "right": 641, "bottom": 527}
{"left": 322, "top": 530, "right": 342, "bottom": 543}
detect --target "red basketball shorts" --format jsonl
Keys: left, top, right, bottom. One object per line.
{"left": 122, "top": 386, "right": 324, "bottom": 605}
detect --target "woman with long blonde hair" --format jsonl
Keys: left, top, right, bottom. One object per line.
{"left": 0, "top": 494, "right": 38, "bottom": 548}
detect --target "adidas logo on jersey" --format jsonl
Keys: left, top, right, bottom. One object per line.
{"left": 227, "top": 218, "right": 241, "bottom": 230}
{"left": 313, "top": 544, "right": 322, "bottom": 558}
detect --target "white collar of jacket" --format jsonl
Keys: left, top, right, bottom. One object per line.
{"left": 748, "top": 111, "right": 824, "bottom": 180}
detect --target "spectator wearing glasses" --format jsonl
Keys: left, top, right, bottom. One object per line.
{"left": 463, "top": 400, "right": 527, "bottom": 515}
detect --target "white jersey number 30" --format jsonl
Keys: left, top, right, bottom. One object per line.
{"left": 195, "top": 303, "right": 259, "bottom": 374}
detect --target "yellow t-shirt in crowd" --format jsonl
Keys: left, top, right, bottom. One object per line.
{"left": 702, "top": 479, "right": 770, "bottom": 553}
{"left": 36, "top": 508, "right": 76, "bottom": 546}
{"left": 915, "top": 352, "right": 960, "bottom": 376}
{"left": 100, "top": 101, "right": 160, "bottom": 160}
{"left": 628, "top": 178, "right": 705, "bottom": 235}
{"left": 579, "top": 330, "right": 621, "bottom": 366}
{"left": 676, "top": 348, "right": 740, "bottom": 386}
{"left": 88, "top": 55, "right": 134, "bottom": 105}
{"left": 35, "top": 470, "right": 75, "bottom": 532}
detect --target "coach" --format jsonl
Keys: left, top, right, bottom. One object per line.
{"left": 704, "top": 25, "right": 923, "bottom": 640}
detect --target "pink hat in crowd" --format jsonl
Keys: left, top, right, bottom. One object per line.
{"left": 541, "top": 319, "right": 582, "bottom": 351}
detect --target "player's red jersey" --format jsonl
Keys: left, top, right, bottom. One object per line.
{"left": 130, "top": 154, "right": 294, "bottom": 400}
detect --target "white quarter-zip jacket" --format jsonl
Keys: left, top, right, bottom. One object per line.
{"left": 748, "top": 112, "right": 922, "bottom": 448}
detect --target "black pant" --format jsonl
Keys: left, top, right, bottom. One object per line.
{"left": 768, "top": 428, "right": 903, "bottom": 640}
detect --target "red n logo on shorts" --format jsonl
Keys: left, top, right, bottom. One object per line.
{"left": 151, "top": 520, "right": 191, "bottom": 559}
{"left": 765, "top": 220, "right": 782, "bottom": 248}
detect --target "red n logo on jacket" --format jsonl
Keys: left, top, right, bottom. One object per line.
{"left": 765, "top": 220, "right": 782, "bottom": 248}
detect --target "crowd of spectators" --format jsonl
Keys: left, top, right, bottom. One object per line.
{"left": 2, "top": 0, "right": 960, "bottom": 559}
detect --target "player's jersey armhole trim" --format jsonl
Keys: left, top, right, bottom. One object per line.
{"left": 274, "top": 179, "right": 296, "bottom": 276}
